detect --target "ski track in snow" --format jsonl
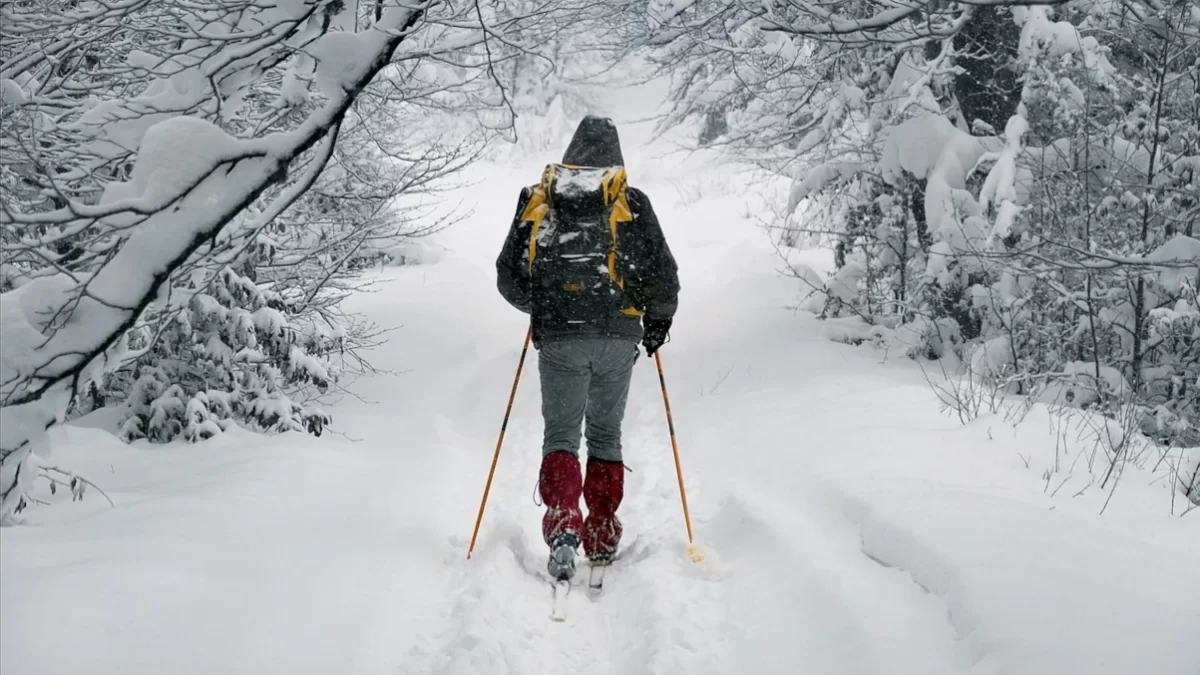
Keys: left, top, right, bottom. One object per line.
{"left": 403, "top": 410, "right": 734, "bottom": 675}
{"left": 402, "top": 391, "right": 968, "bottom": 675}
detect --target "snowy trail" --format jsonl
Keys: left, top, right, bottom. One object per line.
{"left": 3, "top": 81, "right": 1197, "bottom": 675}
{"left": 374, "top": 98, "right": 975, "bottom": 675}
{"left": 402, "top": 389, "right": 734, "bottom": 675}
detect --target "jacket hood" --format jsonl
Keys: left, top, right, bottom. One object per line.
{"left": 561, "top": 115, "right": 625, "bottom": 167}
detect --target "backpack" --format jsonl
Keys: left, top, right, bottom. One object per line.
{"left": 519, "top": 163, "right": 644, "bottom": 321}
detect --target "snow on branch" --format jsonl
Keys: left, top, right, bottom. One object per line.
{"left": 1, "top": 2, "right": 431, "bottom": 521}
{"left": 788, "top": 162, "right": 867, "bottom": 214}
{"left": 649, "top": 0, "right": 1078, "bottom": 47}
{"left": 758, "top": 3, "right": 927, "bottom": 38}
{"left": 652, "top": 0, "right": 1200, "bottom": 473}
{"left": 3, "top": 6, "right": 426, "bottom": 404}
{"left": 3, "top": 0, "right": 604, "bottom": 522}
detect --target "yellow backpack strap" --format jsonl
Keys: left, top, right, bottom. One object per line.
{"left": 602, "top": 167, "right": 631, "bottom": 282}
{"left": 601, "top": 167, "right": 643, "bottom": 317}
{"left": 522, "top": 164, "right": 556, "bottom": 275}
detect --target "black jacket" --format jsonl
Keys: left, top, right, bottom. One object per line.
{"left": 496, "top": 118, "right": 679, "bottom": 346}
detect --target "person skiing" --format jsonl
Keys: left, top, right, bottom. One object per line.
{"left": 495, "top": 115, "right": 680, "bottom": 581}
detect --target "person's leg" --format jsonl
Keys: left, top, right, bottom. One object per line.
{"left": 581, "top": 339, "right": 637, "bottom": 560}
{"left": 537, "top": 340, "right": 590, "bottom": 549}
{"left": 582, "top": 339, "right": 636, "bottom": 462}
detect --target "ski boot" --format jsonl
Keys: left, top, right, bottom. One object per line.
{"left": 547, "top": 532, "right": 580, "bottom": 581}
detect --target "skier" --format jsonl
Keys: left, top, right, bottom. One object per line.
{"left": 495, "top": 116, "right": 680, "bottom": 581}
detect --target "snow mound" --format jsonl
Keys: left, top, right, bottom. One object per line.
{"left": 969, "top": 335, "right": 1013, "bottom": 379}
{"left": 844, "top": 492, "right": 1198, "bottom": 675}
{"left": 384, "top": 240, "right": 447, "bottom": 266}
{"left": 1, "top": 78, "right": 28, "bottom": 105}
{"left": 312, "top": 31, "right": 379, "bottom": 101}
{"left": 790, "top": 262, "right": 828, "bottom": 312}
{"left": 1145, "top": 235, "right": 1200, "bottom": 293}
{"left": 124, "top": 116, "right": 244, "bottom": 209}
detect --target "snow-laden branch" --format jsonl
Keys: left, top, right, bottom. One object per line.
{"left": 5, "top": 5, "right": 429, "bottom": 406}
{"left": 757, "top": 1, "right": 924, "bottom": 37}
{"left": 0, "top": 2, "right": 433, "bottom": 521}
{"left": 651, "top": 0, "right": 1075, "bottom": 46}
{"left": 3, "top": 0, "right": 602, "bottom": 520}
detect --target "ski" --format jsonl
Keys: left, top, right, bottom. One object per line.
{"left": 550, "top": 578, "right": 570, "bottom": 621}
{"left": 587, "top": 561, "right": 608, "bottom": 593}
{"left": 586, "top": 535, "right": 639, "bottom": 595}
{"left": 548, "top": 535, "right": 636, "bottom": 616}
{"left": 546, "top": 532, "right": 581, "bottom": 621}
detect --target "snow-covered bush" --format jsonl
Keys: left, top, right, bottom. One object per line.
{"left": 104, "top": 267, "right": 337, "bottom": 443}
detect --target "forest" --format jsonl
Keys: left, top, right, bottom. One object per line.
{"left": 2, "top": 0, "right": 1197, "bottom": 519}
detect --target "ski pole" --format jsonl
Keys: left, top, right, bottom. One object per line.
{"left": 467, "top": 325, "right": 531, "bottom": 560}
{"left": 655, "top": 349, "right": 704, "bottom": 562}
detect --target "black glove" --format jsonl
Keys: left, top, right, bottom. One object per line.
{"left": 642, "top": 317, "right": 672, "bottom": 356}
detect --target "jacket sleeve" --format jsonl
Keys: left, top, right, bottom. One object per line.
{"left": 628, "top": 188, "right": 679, "bottom": 321}
{"left": 496, "top": 187, "right": 534, "bottom": 314}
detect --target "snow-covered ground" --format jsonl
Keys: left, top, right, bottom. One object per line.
{"left": 2, "top": 81, "right": 1197, "bottom": 675}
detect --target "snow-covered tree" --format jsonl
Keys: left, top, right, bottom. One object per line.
{"left": 0, "top": 0, "right": 589, "bottom": 522}
{"left": 483, "top": 0, "right": 654, "bottom": 155}
{"left": 645, "top": 1, "right": 1200, "bottom": 489}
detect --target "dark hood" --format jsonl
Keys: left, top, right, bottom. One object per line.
{"left": 561, "top": 115, "right": 625, "bottom": 167}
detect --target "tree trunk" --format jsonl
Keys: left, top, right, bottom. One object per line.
{"left": 952, "top": 6, "right": 1022, "bottom": 133}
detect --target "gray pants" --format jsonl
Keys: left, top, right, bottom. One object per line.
{"left": 538, "top": 338, "right": 637, "bottom": 463}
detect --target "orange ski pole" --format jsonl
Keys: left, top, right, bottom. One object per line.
{"left": 655, "top": 349, "right": 704, "bottom": 562}
{"left": 467, "top": 325, "right": 531, "bottom": 559}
